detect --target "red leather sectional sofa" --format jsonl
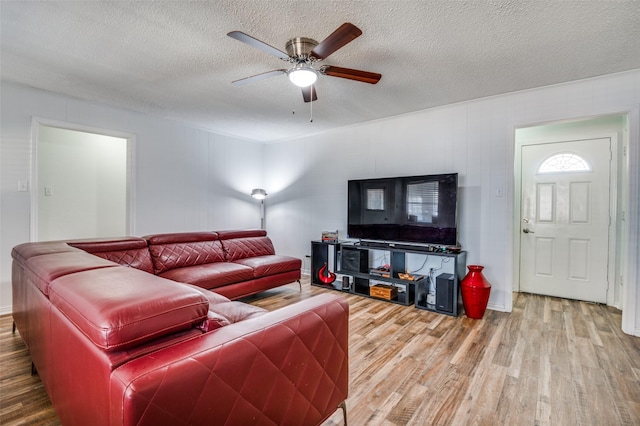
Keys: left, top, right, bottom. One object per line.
{"left": 11, "top": 230, "right": 349, "bottom": 425}
{"left": 71, "top": 229, "right": 303, "bottom": 300}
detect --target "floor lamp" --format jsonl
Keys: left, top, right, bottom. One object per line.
{"left": 251, "top": 188, "right": 267, "bottom": 229}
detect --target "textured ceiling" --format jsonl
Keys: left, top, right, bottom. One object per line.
{"left": 2, "top": 1, "right": 639, "bottom": 142}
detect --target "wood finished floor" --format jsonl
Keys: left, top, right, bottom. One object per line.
{"left": 1, "top": 278, "right": 639, "bottom": 425}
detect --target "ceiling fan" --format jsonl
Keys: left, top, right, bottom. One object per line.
{"left": 227, "top": 23, "right": 381, "bottom": 103}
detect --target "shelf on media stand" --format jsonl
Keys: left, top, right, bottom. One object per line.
{"left": 310, "top": 240, "right": 467, "bottom": 315}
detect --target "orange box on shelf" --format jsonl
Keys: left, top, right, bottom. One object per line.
{"left": 370, "top": 284, "right": 398, "bottom": 300}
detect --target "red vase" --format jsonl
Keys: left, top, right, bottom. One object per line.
{"left": 461, "top": 265, "right": 491, "bottom": 319}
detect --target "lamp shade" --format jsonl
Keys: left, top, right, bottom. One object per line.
{"left": 251, "top": 188, "right": 267, "bottom": 200}
{"left": 288, "top": 65, "right": 318, "bottom": 88}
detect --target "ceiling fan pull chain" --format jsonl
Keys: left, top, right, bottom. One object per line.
{"left": 292, "top": 84, "right": 297, "bottom": 115}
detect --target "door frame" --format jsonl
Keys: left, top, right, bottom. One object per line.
{"left": 30, "top": 117, "right": 137, "bottom": 240}
{"left": 510, "top": 108, "right": 639, "bottom": 337}
{"left": 623, "top": 106, "right": 640, "bottom": 336}
{"left": 514, "top": 135, "right": 618, "bottom": 306}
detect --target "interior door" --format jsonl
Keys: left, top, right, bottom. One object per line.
{"left": 519, "top": 138, "right": 611, "bottom": 303}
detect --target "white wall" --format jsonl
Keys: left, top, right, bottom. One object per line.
{"left": 264, "top": 70, "right": 640, "bottom": 335}
{"left": 2, "top": 71, "right": 639, "bottom": 335}
{"left": 0, "top": 81, "right": 265, "bottom": 313}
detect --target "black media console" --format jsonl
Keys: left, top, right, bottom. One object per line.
{"left": 310, "top": 240, "right": 467, "bottom": 316}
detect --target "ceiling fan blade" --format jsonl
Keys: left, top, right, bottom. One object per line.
{"left": 321, "top": 66, "right": 381, "bottom": 84}
{"left": 302, "top": 85, "right": 318, "bottom": 103}
{"left": 227, "top": 31, "right": 290, "bottom": 60}
{"left": 310, "top": 23, "right": 362, "bottom": 60}
{"left": 232, "top": 69, "right": 287, "bottom": 86}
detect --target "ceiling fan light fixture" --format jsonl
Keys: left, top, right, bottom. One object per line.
{"left": 288, "top": 65, "right": 318, "bottom": 88}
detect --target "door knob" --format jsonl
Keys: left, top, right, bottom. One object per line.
{"left": 522, "top": 229, "right": 535, "bottom": 234}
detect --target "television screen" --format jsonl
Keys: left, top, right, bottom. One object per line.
{"left": 347, "top": 173, "right": 458, "bottom": 246}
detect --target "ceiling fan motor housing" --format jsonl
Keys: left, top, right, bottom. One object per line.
{"left": 285, "top": 37, "right": 318, "bottom": 61}
{"left": 227, "top": 23, "right": 380, "bottom": 98}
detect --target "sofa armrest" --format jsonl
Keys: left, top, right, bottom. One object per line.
{"left": 110, "top": 293, "right": 349, "bottom": 426}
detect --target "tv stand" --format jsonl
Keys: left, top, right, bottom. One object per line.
{"left": 311, "top": 240, "right": 467, "bottom": 316}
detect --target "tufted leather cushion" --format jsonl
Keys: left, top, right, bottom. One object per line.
{"left": 159, "top": 262, "right": 254, "bottom": 289}
{"left": 69, "top": 238, "right": 155, "bottom": 274}
{"left": 107, "top": 328, "right": 205, "bottom": 371}
{"left": 49, "top": 267, "right": 209, "bottom": 351}
{"left": 110, "top": 293, "right": 349, "bottom": 426}
{"left": 182, "top": 283, "right": 232, "bottom": 305}
{"left": 216, "top": 229, "right": 266, "bottom": 240}
{"left": 12, "top": 240, "right": 78, "bottom": 264}
{"left": 197, "top": 311, "right": 231, "bottom": 333}
{"left": 233, "top": 254, "right": 302, "bottom": 278}
{"left": 90, "top": 250, "right": 155, "bottom": 274}
{"left": 25, "top": 252, "right": 117, "bottom": 296}
{"left": 145, "top": 232, "right": 225, "bottom": 274}
{"left": 221, "top": 236, "right": 276, "bottom": 261}
{"left": 68, "top": 238, "right": 147, "bottom": 252}
{"left": 196, "top": 303, "right": 267, "bottom": 332}
{"left": 209, "top": 301, "right": 267, "bottom": 323}
{"left": 180, "top": 284, "right": 266, "bottom": 330}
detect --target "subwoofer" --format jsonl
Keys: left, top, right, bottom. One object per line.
{"left": 340, "top": 248, "right": 368, "bottom": 273}
{"left": 436, "top": 273, "right": 454, "bottom": 313}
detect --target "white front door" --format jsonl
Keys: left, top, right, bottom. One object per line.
{"left": 519, "top": 138, "right": 611, "bottom": 303}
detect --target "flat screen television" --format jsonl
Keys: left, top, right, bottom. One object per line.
{"left": 347, "top": 173, "right": 458, "bottom": 246}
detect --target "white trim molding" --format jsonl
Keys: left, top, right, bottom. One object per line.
{"left": 621, "top": 106, "right": 639, "bottom": 337}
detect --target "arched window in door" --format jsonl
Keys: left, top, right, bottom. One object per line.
{"left": 538, "top": 152, "right": 591, "bottom": 174}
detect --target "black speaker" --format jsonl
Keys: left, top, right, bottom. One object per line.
{"left": 436, "top": 273, "right": 454, "bottom": 313}
{"left": 340, "top": 248, "right": 368, "bottom": 273}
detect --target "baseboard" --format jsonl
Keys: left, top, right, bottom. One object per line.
{"left": 0, "top": 305, "right": 12, "bottom": 316}
{"left": 486, "top": 302, "right": 507, "bottom": 313}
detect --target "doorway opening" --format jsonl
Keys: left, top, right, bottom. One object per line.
{"left": 32, "top": 121, "right": 135, "bottom": 241}
{"left": 514, "top": 114, "right": 627, "bottom": 308}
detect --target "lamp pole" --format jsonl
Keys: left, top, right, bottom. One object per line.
{"left": 251, "top": 188, "right": 267, "bottom": 230}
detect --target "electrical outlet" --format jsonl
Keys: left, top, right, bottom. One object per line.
{"left": 44, "top": 187, "right": 53, "bottom": 196}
